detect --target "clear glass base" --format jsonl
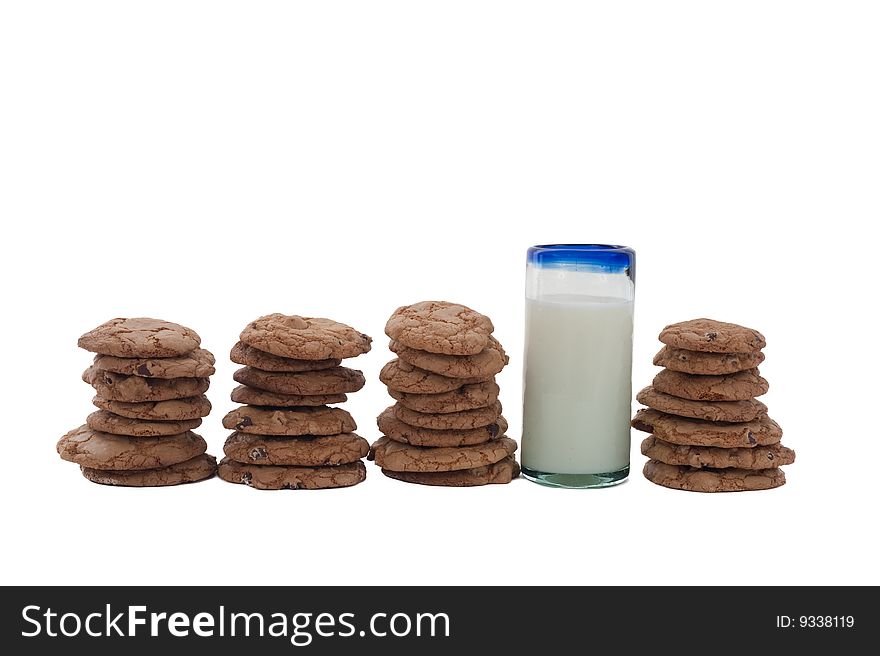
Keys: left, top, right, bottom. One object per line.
{"left": 521, "top": 465, "right": 629, "bottom": 489}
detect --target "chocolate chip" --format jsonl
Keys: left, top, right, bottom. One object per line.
{"left": 487, "top": 423, "right": 500, "bottom": 438}
{"left": 136, "top": 364, "right": 151, "bottom": 376}
{"left": 767, "top": 452, "right": 774, "bottom": 460}
{"left": 250, "top": 447, "right": 267, "bottom": 461}
{"left": 240, "top": 472, "right": 253, "bottom": 486}
{"left": 747, "top": 432, "right": 757, "bottom": 445}
{"left": 705, "top": 331, "right": 718, "bottom": 341}
{"left": 236, "top": 416, "right": 254, "bottom": 429}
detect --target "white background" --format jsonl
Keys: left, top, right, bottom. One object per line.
{"left": 1, "top": 1, "right": 878, "bottom": 586}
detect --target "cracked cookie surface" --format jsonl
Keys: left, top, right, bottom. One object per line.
{"left": 370, "top": 435, "right": 517, "bottom": 472}
{"left": 223, "top": 432, "right": 369, "bottom": 466}
{"left": 57, "top": 425, "right": 207, "bottom": 470}
{"left": 653, "top": 345, "right": 765, "bottom": 375}
{"left": 378, "top": 406, "right": 507, "bottom": 447}
{"left": 631, "top": 408, "right": 782, "bottom": 448}
{"left": 392, "top": 401, "right": 502, "bottom": 430}
{"left": 230, "top": 341, "right": 341, "bottom": 372}
{"left": 93, "top": 348, "right": 215, "bottom": 379}
{"left": 239, "top": 314, "right": 371, "bottom": 360}
{"left": 92, "top": 394, "right": 212, "bottom": 421}
{"left": 385, "top": 301, "right": 494, "bottom": 355}
{"left": 382, "top": 457, "right": 520, "bottom": 486}
{"left": 222, "top": 405, "right": 356, "bottom": 436}
{"left": 78, "top": 318, "right": 200, "bottom": 357}
{"left": 81, "top": 454, "right": 217, "bottom": 486}
{"left": 86, "top": 410, "right": 202, "bottom": 437}
{"left": 643, "top": 459, "right": 786, "bottom": 492}
{"left": 218, "top": 458, "right": 366, "bottom": 490}
{"left": 230, "top": 385, "right": 346, "bottom": 407}
{"left": 380, "top": 358, "right": 489, "bottom": 394}
{"left": 390, "top": 335, "right": 508, "bottom": 379}
{"left": 83, "top": 366, "right": 209, "bottom": 402}
{"left": 652, "top": 368, "right": 769, "bottom": 402}
{"left": 659, "top": 318, "right": 766, "bottom": 354}
{"left": 389, "top": 381, "right": 500, "bottom": 414}
{"left": 640, "top": 436, "right": 795, "bottom": 469}
{"left": 233, "top": 366, "right": 365, "bottom": 396}
{"left": 637, "top": 386, "right": 767, "bottom": 423}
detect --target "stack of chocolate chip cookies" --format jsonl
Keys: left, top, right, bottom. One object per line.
{"left": 218, "top": 314, "right": 372, "bottom": 490}
{"left": 57, "top": 318, "right": 217, "bottom": 486}
{"left": 633, "top": 318, "right": 795, "bottom": 492}
{"left": 370, "top": 301, "right": 520, "bottom": 486}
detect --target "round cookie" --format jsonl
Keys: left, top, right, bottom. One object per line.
{"left": 659, "top": 318, "right": 766, "bottom": 354}
{"left": 57, "top": 425, "right": 207, "bottom": 470}
{"left": 392, "top": 401, "right": 502, "bottom": 430}
{"left": 653, "top": 345, "right": 765, "bottom": 375}
{"left": 230, "top": 385, "right": 347, "bottom": 408}
{"left": 382, "top": 457, "right": 520, "bottom": 487}
{"left": 369, "top": 435, "right": 518, "bottom": 473}
{"left": 223, "top": 432, "right": 369, "bottom": 466}
{"left": 389, "top": 381, "right": 500, "bottom": 414}
{"left": 81, "top": 454, "right": 217, "bottom": 487}
{"left": 92, "top": 395, "right": 212, "bottom": 421}
{"left": 86, "top": 410, "right": 202, "bottom": 437}
{"left": 643, "top": 460, "right": 786, "bottom": 492}
{"left": 83, "top": 366, "right": 210, "bottom": 402}
{"left": 230, "top": 341, "right": 341, "bottom": 372}
{"left": 92, "top": 348, "right": 216, "bottom": 379}
{"left": 218, "top": 458, "right": 366, "bottom": 490}
{"left": 233, "top": 366, "right": 365, "bottom": 396}
{"left": 636, "top": 386, "right": 767, "bottom": 423}
{"left": 239, "top": 314, "right": 371, "bottom": 360}
{"left": 640, "top": 436, "right": 796, "bottom": 469}
{"left": 377, "top": 406, "right": 508, "bottom": 447}
{"left": 652, "top": 368, "right": 769, "bottom": 402}
{"left": 379, "top": 359, "right": 489, "bottom": 394}
{"left": 222, "top": 405, "right": 356, "bottom": 436}
{"left": 390, "top": 336, "right": 508, "bottom": 379}
{"left": 385, "top": 300, "right": 494, "bottom": 355}
{"left": 78, "top": 317, "right": 200, "bottom": 357}
{"left": 631, "top": 408, "right": 783, "bottom": 448}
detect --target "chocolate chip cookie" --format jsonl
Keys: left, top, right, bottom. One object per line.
{"left": 652, "top": 368, "right": 769, "bottom": 402}
{"left": 640, "top": 436, "right": 796, "bottom": 469}
{"left": 631, "top": 408, "right": 783, "bottom": 448}
{"left": 636, "top": 386, "right": 768, "bottom": 423}
{"left": 239, "top": 314, "right": 372, "bottom": 360}
{"left": 370, "top": 435, "right": 517, "bottom": 472}
{"left": 230, "top": 385, "right": 347, "bottom": 408}
{"left": 92, "top": 348, "right": 215, "bottom": 379}
{"left": 653, "top": 345, "right": 765, "bottom": 375}
{"left": 385, "top": 301, "right": 494, "bottom": 355}
{"left": 57, "top": 425, "right": 207, "bottom": 470}
{"left": 230, "top": 341, "right": 341, "bottom": 372}
{"left": 81, "top": 454, "right": 217, "bottom": 487}
{"left": 390, "top": 335, "right": 508, "bottom": 379}
{"left": 218, "top": 458, "right": 366, "bottom": 490}
{"left": 379, "top": 358, "right": 489, "bottom": 394}
{"left": 389, "top": 381, "right": 500, "bottom": 414}
{"left": 382, "top": 457, "right": 520, "bottom": 486}
{"left": 643, "top": 460, "right": 786, "bottom": 492}
{"left": 83, "top": 366, "right": 209, "bottom": 402}
{"left": 92, "top": 394, "right": 212, "bottom": 421}
{"left": 223, "top": 432, "right": 369, "bottom": 466}
{"left": 392, "top": 401, "right": 503, "bottom": 430}
{"left": 377, "top": 406, "right": 507, "bottom": 447}
{"left": 78, "top": 318, "right": 200, "bottom": 357}
{"left": 659, "top": 318, "right": 766, "bottom": 354}
{"left": 233, "top": 366, "right": 365, "bottom": 396}
{"left": 222, "top": 405, "right": 356, "bottom": 436}
{"left": 86, "top": 410, "right": 202, "bottom": 437}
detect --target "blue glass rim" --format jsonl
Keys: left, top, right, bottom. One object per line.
{"left": 527, "top": 244, "right": 635, "bottom": 277}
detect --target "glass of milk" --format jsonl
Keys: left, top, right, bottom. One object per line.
{"left": 521, "top": 244, "right": 635, "bottom": 488}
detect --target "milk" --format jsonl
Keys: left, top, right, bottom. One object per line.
{"left": 522, "top": 294, "right": 633, "bottom": 475}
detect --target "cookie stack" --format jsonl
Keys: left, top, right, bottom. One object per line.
{"left": 57, "top": 318, "right": 217, "bottom": 487}
{"left": 633, "top": 318, "right": 795, "bottom": 492}
{"left": 370, "top": 301, "right": 519, "bottom": 486}
{"left": 218, "top": 314, "right": 372, "bottom": 490}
